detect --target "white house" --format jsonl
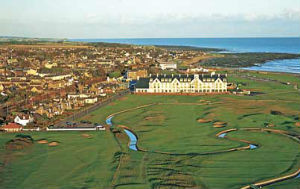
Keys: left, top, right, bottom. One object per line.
{"left": 159, "top": 62, "right": 177, "bottom": 70}
{"left": 84, "top": 97, "right": 98, "bottom": 104}
{"left": 14, "top": 115, "right": 34, "bottom": 126}
{"left": 187, "top": 67, "right": 209, "bottom": 73}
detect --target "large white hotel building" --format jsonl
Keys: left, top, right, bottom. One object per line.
{"left": 135, "top": 73, "right": 227, "bottom": 94}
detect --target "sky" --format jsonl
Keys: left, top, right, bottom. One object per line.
{"left": 0, "top": 0, "right": 300, "bottom": 38}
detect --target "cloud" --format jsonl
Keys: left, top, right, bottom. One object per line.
{"left": 0, "top": 4, "right": 299, "bottom": 38}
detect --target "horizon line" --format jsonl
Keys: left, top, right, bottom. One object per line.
{"left": 1, "top": 36, "right": 300, "bottom": 40}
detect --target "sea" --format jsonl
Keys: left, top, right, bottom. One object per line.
{"left": 71, "top": 38, "right": 300, "bottom": 74}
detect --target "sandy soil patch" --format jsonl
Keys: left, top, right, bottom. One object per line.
{"left": 197, "top": 118, "right": 212, "bottom": 123}
{"left": 214, "top": 122, "right": 227, "bottom": 125}
{"left": 213, "top": 121, "right": 227, "bottom": 128}
{"left": 81, "top": 134, "right": 93, "bottom": 138}
{"left": 37, "top": 140, "right": 48, "bottom": 144}
{"left": 213, "top": 124, "right": 226, "bottom": 128}
{"left": 48, "top": 142, "right": 59, "bottom": 147}
{"left": 295, "top": 122, "right": 300, "bottom": 127}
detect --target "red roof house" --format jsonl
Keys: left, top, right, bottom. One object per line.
{"left": 1, "top": 123, "right": 23, "bottom": 132}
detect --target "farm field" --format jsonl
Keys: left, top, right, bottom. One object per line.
{"left": 1, "top": 71, "right": 300, "bottom": 189}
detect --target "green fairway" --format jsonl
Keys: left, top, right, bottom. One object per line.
{"left": 1, "top": 71, "right": 300, "bottom": 189}
{"left": 0, "top": 132, "right": 120, "bottom": 189}
{"left": 102, "top": 101, "right": 300, "bottom": 188}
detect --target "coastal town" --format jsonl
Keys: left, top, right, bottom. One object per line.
{"left": 1, "top": 0, "right": 300, "bottom": 188}
{"left": 0, "top": 42, "right": 230, "bottom": 132}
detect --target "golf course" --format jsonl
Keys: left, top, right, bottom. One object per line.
{"left": 1, "top": 70, "right": 300, "bottom": 189}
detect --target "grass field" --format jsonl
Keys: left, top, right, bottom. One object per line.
{"left": 0, "top": 132, "right": 119, "bottom": 189}
{"left": 1, "top": 71, "right": 300, "bottom": 189}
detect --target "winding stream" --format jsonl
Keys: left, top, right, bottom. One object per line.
{"left": 106, "top": 116, "right": 138, "bottom": 151}
{"left": 218, "top": 133, "right": 227, "bottom": 138}
{"left": 124, "top": 129, "right": 138, "bottom": 151}
{"left": 249, "top": 144, "right": 258, "bottom": 149}
{"left": 106, "top": 116, "right": 113, "bottom": 126}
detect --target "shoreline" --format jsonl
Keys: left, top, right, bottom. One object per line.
{"left": 68, "top": 39, "right": 300, "bottom": 74}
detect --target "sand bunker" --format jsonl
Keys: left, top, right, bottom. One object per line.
{"left": 214, "top": 122, "right": 227, "bottom": 125}
{"left": 37, "top": 140, "right": 48, "bottom": 144}
{"left": 213, "top": 124, "right": 226, "bottom": 128}
{"left": 197, "top": 118, "right": 212, "bottom": 123}
{"left": 213, "top": 122, "right": 227, "bottom": 128}
{"left": 6, "top": 138, "right": 33, "bottom": 150}
{"left": 48, "top": 142, "right": 59, "bottom": 147}
{"left": 81, "top": 134, "right": 92, "bottom": 138}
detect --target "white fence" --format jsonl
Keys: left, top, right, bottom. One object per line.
{"left": 23, "top": 127, "right": 40, "bottom": 131}
{"left": 46, "top": 126, "right": 105, "bottom": 131}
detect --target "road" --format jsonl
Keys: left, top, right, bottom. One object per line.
{"left": 54, "top": 89, "right": 130, "bottom": 127}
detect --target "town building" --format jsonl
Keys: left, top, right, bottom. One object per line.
{"left": 159, "top": 62, "right": 177, "bottom": 70}
{"left": 14, "top": 114, "right": 34, "bottom": 126}
{"left": 1, "top": 123, "right": 23, "bottom": 132}
{"left": 135, "top": 73, "right": 227, "bottom": 94}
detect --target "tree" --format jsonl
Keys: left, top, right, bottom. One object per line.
{"left": 109, "top": 71, "right": 121, "bottom": 78}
